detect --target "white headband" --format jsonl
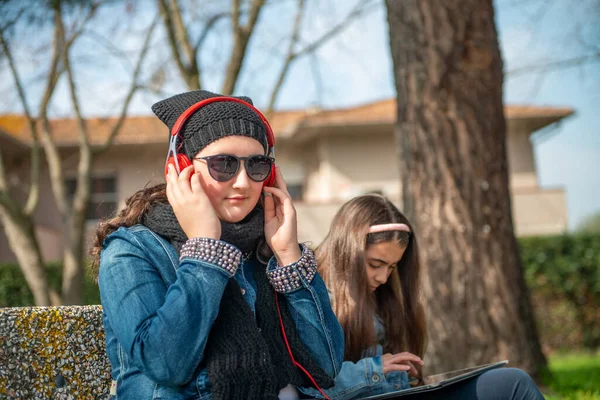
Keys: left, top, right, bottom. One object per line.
{"left": 368, "top": 223, "right": 411, "bottom": 234}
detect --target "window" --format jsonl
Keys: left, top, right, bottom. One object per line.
{"left": 287, "top": 183, "right": 304, "bottom": 201}
{"left": 66, "top": 176, "right": 117, "bottom": 221}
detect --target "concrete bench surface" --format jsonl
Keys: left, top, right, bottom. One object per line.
{"left": 0, "top": 305, "right": 111, "bottom": 399}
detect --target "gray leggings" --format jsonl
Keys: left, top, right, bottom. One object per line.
{"left": 403, "top": 368, "right": 545, "bottom": 400}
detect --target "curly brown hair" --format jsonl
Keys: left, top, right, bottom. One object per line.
{"left": 89, "top": 183, "right": 167, "bottom": 279}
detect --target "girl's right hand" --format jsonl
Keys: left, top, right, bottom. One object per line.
{"left": 166, "top": 164, "right": 221, "bottom": 240}
{"left": 382, "top": 352, "right": 424, "bottom": 377}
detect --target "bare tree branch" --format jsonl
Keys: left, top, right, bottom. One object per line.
{"left": 37, "top": 10, "right": 69, "bottom": 216}
{"left": 36, "top": 5, "right": 100, "bottom": 217}
{"left": 194, "top": 12, "right": 229, "bottom": 52}
{"left": 575, "top": 25, "right": 600, "bottom": 53}
{"left": 0, "top": 19, "right": 41, "bottom": 216}
{"left": 506, "top": 53, "right": 600, "bottom": 76}
{"left": 158, "top": 0, "right": 200, "bottom": 90}
{"left": 221, "top": 0, "right": 266, "bottom": 95}
{"left": 65, "top": 3, "right": 100, "bottom": 49}
{"left": 265, "top": 0, "right": 305, "bottom": 116}
{"left": 0, "top": 2, "right": 87, "bottom": 216}
{"left": 83, "top": 29, "right": 137, "bottom": 72}
{"left": 96, "top": 17, "right": 159, "bottom": 154}
{"left": 265, "top": 0, "right": 378, "bottom": 114}
{"left": 63, "top": 27, "right": 90, "bottom": 150}
{"left": 309, "top": 51, "right": 324, "bottom": 107}
{"left": 168, "top": 0, "right": 195, "bottom": 68}
{"left": 294, "top": 0, "right": 378, "bottom": 58}
{"left": 0, "top": 147, "right": 8, "bottom": 194}
{"left": 0, "top": 6, "right": 26, "bottom": 33}
{"left": 0, "top": 189, "right": 26, "bottom": 230}
{"left": 232, "top": 0, "right": 242, "bottom": 34}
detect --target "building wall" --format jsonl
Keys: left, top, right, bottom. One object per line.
{"left": 506, "top": 124, "right": 538, "bottom": 189}
{"left": 295, "top": 188, "right": 568, "bottom": 246}
{"left": 0, "top": 144, "right": 165, "bottom": 263}
{"left": 297, "top": 131, "right": 400, "bottom": 203}
{"left": 0, "top": 121, "right": 568, "bottom": 263}
{"left": 512, "top": 188, "right": 567, "bottom": 236}
{"left": 290, "top": 122, "right": 567, "bottom": 243}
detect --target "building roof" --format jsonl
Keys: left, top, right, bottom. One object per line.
{"left": 0, "top": 99, "right": 574, "bottom": 148}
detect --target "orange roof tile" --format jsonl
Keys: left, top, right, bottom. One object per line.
{"left": 0, "top": 99, "right": 574, "bottom": 147}
{"left": 0, "top": 114, "right": 29, "bottom": 138}
{"left": 504, "top": 104, "right": 574, "bottom": 119}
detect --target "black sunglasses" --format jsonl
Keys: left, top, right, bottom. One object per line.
{"left": 193, "top": 154, "right": 274, "bottom": 182}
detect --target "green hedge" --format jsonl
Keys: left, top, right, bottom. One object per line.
{"left": 0, "top": 262, "right": 100, "bottom": 307}
{"left": 1, "top": 233, "right": 598, "bottom": 351}
{"left": 520, "top": 233, "right": 600, "bottom": 351}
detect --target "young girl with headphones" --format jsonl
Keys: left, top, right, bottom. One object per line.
{"left": 90, "top": 90, "right": 343, "bottom": 400}
{"left": 308, "top": 194, "right": 545, "bottom": 400}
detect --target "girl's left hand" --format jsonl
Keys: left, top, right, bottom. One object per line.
{"left": 263, "top": 166, "right": 302, "bottom": 266}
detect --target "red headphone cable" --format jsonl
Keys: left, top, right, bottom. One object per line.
{"left": 275, "top": 291, "right": 331, "bottom": 400}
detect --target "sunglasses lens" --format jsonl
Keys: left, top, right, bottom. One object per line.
{"left": 246, "top": 156, "right": 273, "bottom": 182}
{"left": 208, "top": 155, "right": 239, "bottom": 182}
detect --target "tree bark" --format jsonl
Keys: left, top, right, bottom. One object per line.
{"left": 385, "top": 0, "right": 547, "bottom": 377}
{"left": 0, "top": 207, "right": 51, "bottom": 306}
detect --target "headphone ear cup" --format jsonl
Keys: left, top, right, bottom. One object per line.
{"left": 164, "top": 154, "right": 193, "bottom": 176}
{"left": 263, "top": 163, "right": 276, "bottom": 187}
{"left": 164, "top": 156, "right": 176, "bottom": 176}
{"left": 177, "top": 154, "right": 193, "bottom": 170}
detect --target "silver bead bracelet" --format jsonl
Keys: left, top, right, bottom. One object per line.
{"left": 179, "top": 237, "right": 243, "bottom": 277}
{"left": 267, "top": 245, "right": 317, "bottom": 293}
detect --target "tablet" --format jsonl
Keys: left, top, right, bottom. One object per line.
{"left": 357, "top": 360, "right": 509, "bottom": 399}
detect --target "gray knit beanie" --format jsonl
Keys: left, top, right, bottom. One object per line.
{"left": 151, "top": 90, "right": 268, "bottom": 159}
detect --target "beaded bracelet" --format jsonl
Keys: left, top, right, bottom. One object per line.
{"left": 267, "top": 245, "right": 317, "bottom": 293}
{"left": 179, "top": 237, "right": 243, "bottom": 277}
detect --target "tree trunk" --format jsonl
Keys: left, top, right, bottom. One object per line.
{"left": 61, "top": 175, "right": 90, "bottom": 305}
{"left": 0, "top": 208, "right": 51, "bottom": 306}
{"left": 385, "top": 0, "right": 547, "bottom": 377}
{"left": 61, "top": 210, "right": 88, "bottom": 305}
{"left": 62, "top": 245, "right": 83, "bottom": 305}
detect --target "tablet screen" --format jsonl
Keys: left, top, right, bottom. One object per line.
{"left": 357, "top": 360, "right": 508, "bottom": 400}
{"left": 423, "top": 361, "right": 507, "bottom": 385}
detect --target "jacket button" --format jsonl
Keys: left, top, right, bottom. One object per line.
{"left": 241, "top": 288, "right": 246, "bottom": 295}
{"left": 372, "top": 374, "right": 380, "bottom": 383}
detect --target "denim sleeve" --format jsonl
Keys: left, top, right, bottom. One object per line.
{"left": 267, "top": 254, "right": 345, "bottom": 378}
{"left": 298, "top": 357, "right": 410, "bottom": 400}
{"left": 98, "top": 230, "right": 232, "bottom": 386}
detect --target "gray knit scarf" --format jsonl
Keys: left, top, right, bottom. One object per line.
{"left": 142, "top": 202, "right": 264, "bottom": 254}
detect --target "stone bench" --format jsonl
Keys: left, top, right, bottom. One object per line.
{"left": 1, "top": 305, "right": 422, "bottom": 399}
{"left": 0, "top": 305, "right": 111, "bottom": 399}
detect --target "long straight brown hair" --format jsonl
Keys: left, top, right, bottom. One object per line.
{"left": 316, "top": 195, "right": 427, "bottom": 365}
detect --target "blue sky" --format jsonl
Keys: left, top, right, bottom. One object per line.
{"left": 1, "top": 0, "right": 597, "bottom": 230}
{"left": 495, "top": 0, "right": 600, "bottom": 231}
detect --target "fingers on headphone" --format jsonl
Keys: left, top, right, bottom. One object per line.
{"left": 179, "top": 165, "right": 194, "bottom": 181}
{"left": 190, "top": 170, "right": 205, "bottom": 195}
{"left": 263, "top": 191, "right": 276, "bottom": 220}
{"left": 274, "top": 166, "right": 291, "bottom": 197}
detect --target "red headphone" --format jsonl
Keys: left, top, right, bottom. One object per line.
{"left": 164, "top": 96, "right": 277, "bottom": 187}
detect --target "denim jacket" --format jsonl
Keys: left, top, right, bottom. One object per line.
{"left": 98, "top": 225, "right": 344, "bottom": 399}
{"left": 298, "top": 306, "right": 411, "bottom": 399}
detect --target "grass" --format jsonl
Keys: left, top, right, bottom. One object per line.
{"left": 542, "top": 353, "right": 600, "bottom": 400}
